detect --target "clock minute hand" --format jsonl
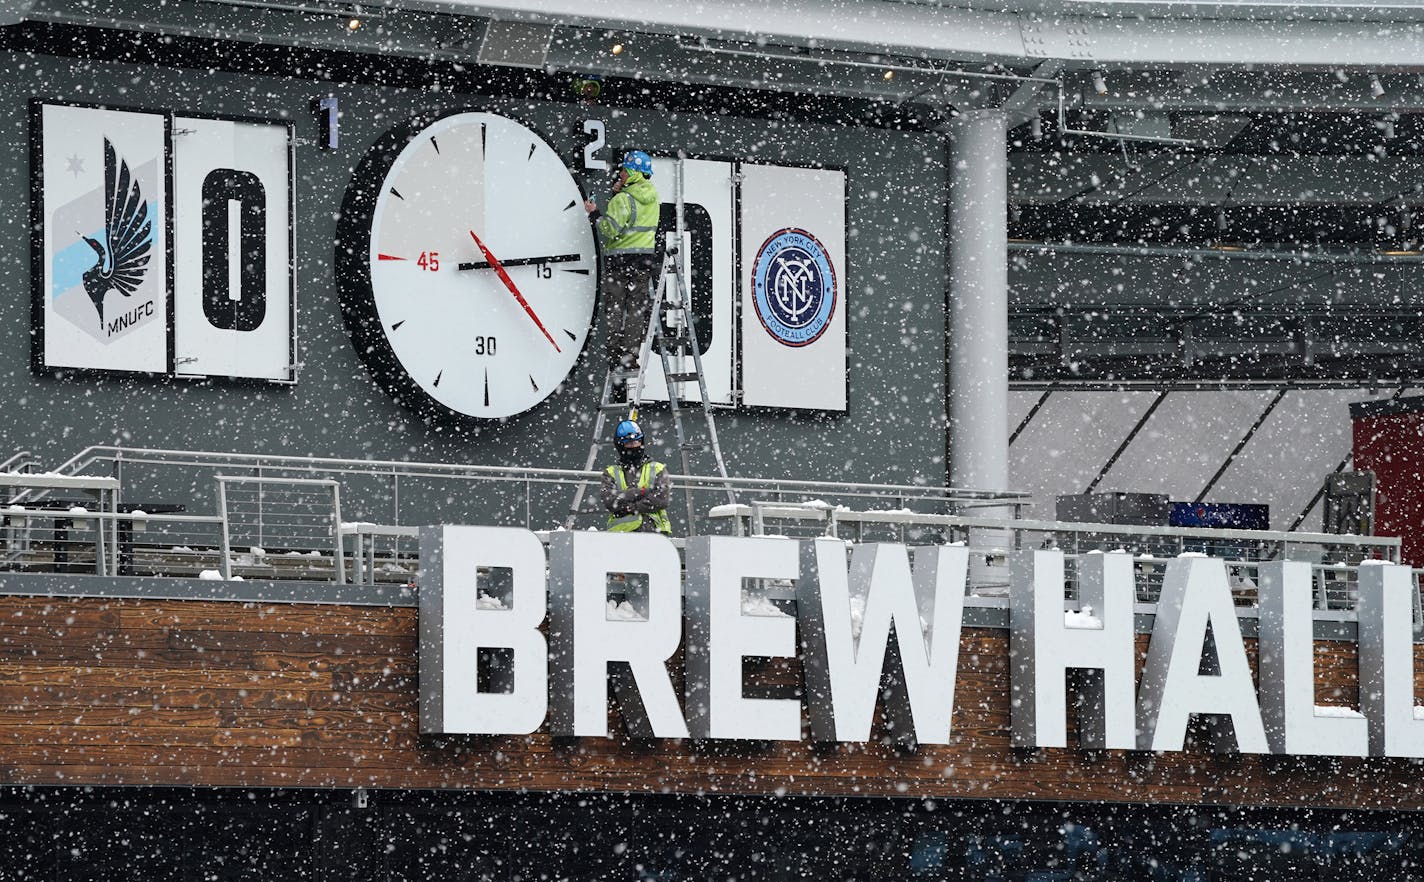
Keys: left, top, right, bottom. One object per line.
{"left": 468, "top": 230, "right": 562, "bottom": 354}
{"left": 458, "top": 253, "right": 581, "bottom": 272}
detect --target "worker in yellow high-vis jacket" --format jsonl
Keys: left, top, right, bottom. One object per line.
{"left": 600, "top": 419, "right": 672, "bottom": 535}
{"left": 585, "top": 150, "right": 660, "bottom": 369}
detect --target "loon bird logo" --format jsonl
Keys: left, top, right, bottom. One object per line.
{"left": 79, "top": 138, "right": 152, "bottom": 328}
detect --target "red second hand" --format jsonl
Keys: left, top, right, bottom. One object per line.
{"left": 468, "top": 230, "right": 561, "bottom": 353}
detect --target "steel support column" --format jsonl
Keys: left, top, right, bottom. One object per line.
{"left": 947, "top": 110, "right": 1009, "bottom": 500}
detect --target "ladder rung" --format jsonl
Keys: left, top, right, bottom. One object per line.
{"left": 666, "top": 372, "right": 700, "bottom": 383}
{"left": 600, "top": 402, "right": 633, "bottom": 414}
{"left": 680, "top": 442, "right": 711, "bottom": 452}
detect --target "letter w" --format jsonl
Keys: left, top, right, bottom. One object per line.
{"left": 797, "top": 540, "right": 967, "bottom": 745}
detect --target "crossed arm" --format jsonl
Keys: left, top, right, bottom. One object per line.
{"left": 601, "top": 465, "right": 671, "bottom": 516}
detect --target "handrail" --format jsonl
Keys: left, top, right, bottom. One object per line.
{"left": 53, "top": 445, "right": 1034, "bottom": 505}
{"left": 712, "top": 501, "right": 1401, "bottom": 560}
{"left": 0, "top": 451, "right": 36, "bottom": 474}
{"left": 215, "top": 475, "right": 343, "bottom": 581}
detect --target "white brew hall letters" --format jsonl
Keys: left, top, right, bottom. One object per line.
{"left": 418, "top": 527, "right": 1424, "bottom": 759}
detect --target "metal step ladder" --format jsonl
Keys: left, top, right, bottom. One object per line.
{"left": 565, "top": 162, "right": 736, "bottom": 530}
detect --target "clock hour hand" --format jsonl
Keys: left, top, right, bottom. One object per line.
{"left": 467, "top": 230, "right": 562, "bottom": 353}
{"left": 457, "top": 253, "right": 581, "bottom": 272}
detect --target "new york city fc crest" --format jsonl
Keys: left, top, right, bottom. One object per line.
{"left": 750, "top": 228, "right": 837, "bottom": 347}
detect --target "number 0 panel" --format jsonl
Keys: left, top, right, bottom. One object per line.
{"left": 172, "top": 116, "right": 296, "bottom": 382}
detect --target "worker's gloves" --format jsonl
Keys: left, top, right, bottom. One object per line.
{"left": 614, "top": 487, "right": 646, "bottom": 514}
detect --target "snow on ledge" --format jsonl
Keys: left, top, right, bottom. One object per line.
{"left": 1314, "top": 705, "right": 1365, "bottom": 719}
{"left": 1065, "top": 606, "right": 1103, "bottom": 629}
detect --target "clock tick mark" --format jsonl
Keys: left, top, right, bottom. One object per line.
{"left": 433, "top": 369, "right": 443, "bottom": 387}
{"left": 377, "top": 253, "right": 407, "bottom": 261}
{"left": 484, "top": 369, "right": 490, "bottom": 407}
{"left": 563, "top": 329, "right": 577, "bottom": 342}
{"left": 529, "top": 375, "right": 539, "bottom": 392}
{"left": 389, "top": 187, "right": 405, "bottom": 200}
{"left": 563, "top": 199, "right": 577, "bottom": 211}
{"left": 562, "top": 268, "right": 590, "bottom": 275}
{"left": 429, "top": 136, "right": 440, "bottom": 154}
{"left": 527, "top": 143, "right": 536, "bottom": 161}
{"left": 391, "top": 320, "right": 405, "bottom": 331}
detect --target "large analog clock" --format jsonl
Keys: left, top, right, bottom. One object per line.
{"left": 337, "top": 111, "right": 597, "bottom": 421}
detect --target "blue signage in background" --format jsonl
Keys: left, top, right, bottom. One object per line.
{"left": 1169, "top": 502, "right": 1271, "bottom": 531}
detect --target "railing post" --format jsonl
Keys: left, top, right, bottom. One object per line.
{"left": 93, "top": 501, "right": 107, "bottom": 578}
{"left": 217, "top": 478, "right": 232, "bottom": 581}
{"left": 255, "top": 466, "right": 266, "bottom": 550}
{"left": 111, "top": 456, "right": 122, "bottom": 575}
{"left": 331, "top": 481, "right": 345, "bottom": 585}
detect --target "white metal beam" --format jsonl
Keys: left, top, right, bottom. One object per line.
{"left": 419, "top": 0, "right": 1424, "bottom": 68}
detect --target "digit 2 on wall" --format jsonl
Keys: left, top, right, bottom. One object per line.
{"left": 32, "top": 101, "right": 296, "bottom": 382}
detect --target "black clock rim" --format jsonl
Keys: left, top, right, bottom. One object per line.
{"left": 335, "top": 108, "right": 602, "bottom": 426}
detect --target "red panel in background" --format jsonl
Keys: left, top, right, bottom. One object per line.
{"left": 1351, "top": 397, "right": 1424, "bottom": 567}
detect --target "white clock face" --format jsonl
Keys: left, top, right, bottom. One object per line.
{"left": 352, "top": 112, "right": 597, "bottom": 420}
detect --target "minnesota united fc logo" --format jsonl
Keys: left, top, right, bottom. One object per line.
{"left": 79, "top": 139, "right": 152, "bottom": 328}
{"left": 49, "top": 136, "right": 157, "bottom": 343}
{"left": 750, "top": 228, "right": 836, "bottom": 347}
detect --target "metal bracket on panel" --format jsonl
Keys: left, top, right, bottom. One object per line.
{"left": 1018, "top": 15, "right": 1097, "bottom": 62}
{"left": 477, "top": 20, "right": 553, "bottom": 69}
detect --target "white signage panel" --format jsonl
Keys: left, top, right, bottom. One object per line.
{"left": 643, "top": 157, "right": 735, "bottom": 405}
{"left": 172, "top": 117, "right": 294, "bottom": 381}
{"left": 738, "top": 163, "right": 846, "bottom": 411}
{"left": 38, "top": 103, "right": 168, "bottom": 373}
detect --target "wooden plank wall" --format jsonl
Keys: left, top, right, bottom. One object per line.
{"left": 0, "top": 595, "right": 1419, "bottom": 808}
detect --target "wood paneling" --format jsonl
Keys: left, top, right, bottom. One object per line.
{"left": 0, "top": 595, "right": 1417, "bottom": 808}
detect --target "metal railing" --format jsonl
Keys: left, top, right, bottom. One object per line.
{"left": 216, "top": 476, "right": 344, "bottom": 581}
{"left": 0, "top": 444, "right": 1410, "bottom": 622}
{"left": 717, "top": 500, "right": 1408, "bottom": 616}
{"left": 47, "top": 444, "right": 1032, "bottom": 532}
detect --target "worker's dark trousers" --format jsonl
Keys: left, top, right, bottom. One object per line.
{"left": 603, "top": 253, "right": 656, "bottom": 367}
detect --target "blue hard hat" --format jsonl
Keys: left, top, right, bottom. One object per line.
{"left": 614, "top": 419, "right": 644, "bottom": 446}
{"left": 622, "top": 150, "right": 653, "bottom": 176}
